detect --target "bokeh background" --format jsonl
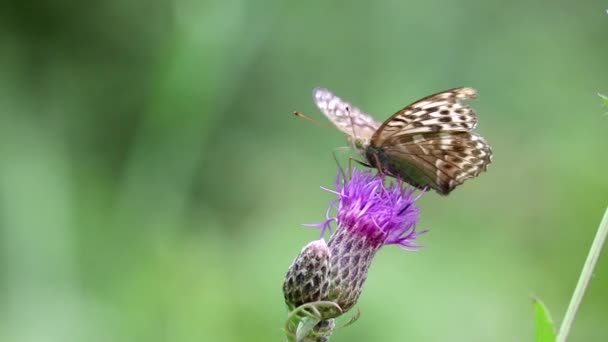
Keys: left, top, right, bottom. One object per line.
{"left": 1, "top": 1, "right": 607, "bottom": 341}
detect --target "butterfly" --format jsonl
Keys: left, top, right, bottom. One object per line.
{"left": 312, "top": 87, "right": 492, "bottom": 195}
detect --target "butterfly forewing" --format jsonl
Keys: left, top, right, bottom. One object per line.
{"left": 372, "top": 87, "right": 478, "bottom": 141}
{"left": 313, "top": 88, "right": 380, "bottom": 141}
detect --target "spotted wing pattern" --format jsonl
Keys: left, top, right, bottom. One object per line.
{"left": 373, "top": 87, "right": 478, "bottom": 139}
{"left": 310, "top": 86, "right": 492, "bottom": 195}
{"left": 369, "top": 87, "right": 491, "bottom": 195}
{"left": 378, "top": 132, "right": 492, "bottom": 194}
{"left": 313, "top": 87, "right": 380, "bottom": 141}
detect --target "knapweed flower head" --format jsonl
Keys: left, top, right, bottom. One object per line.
{"left": 312, "top": 168, "right": 423, "bottom": 251}
{"left": 283, "top": 168, "right": 424, "bottom": 338}
{"left": 283, "top": 239, "right": 331, "bottom": 311}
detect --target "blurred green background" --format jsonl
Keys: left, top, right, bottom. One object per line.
{"left": 0, "top": 1, "right": 607, "bottom": 341}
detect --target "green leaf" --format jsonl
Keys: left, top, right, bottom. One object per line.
{"left": 533, "top": 297, "right": 556, "bottom": 342}
{"left": 296, "top": 317, "right": 321, "bottom": 342}
{"left": 599, "top": 93, "right": 608, "bottom": 111}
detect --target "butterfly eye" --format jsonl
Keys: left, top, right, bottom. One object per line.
{"left": 354, "top": 138, "right": 365, "bottom": 149}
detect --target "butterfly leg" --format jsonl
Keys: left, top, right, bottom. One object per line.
{"left": 340, "top": 157, "right": 371, "bottom": 181}
{"left": 370, "top": 153, "right": 385, "bottom": 177}
{"left": 349, "top": 157, "right": 372, "bottom": 168}
{"left": 330, "top": 148, "right": 348, "bottom": 181}
{"left": 330, "top": 147, "right": 372, "bottom": 179}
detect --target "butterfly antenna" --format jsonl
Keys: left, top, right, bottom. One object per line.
{"left": 344, "top": 106, "right": 358, "bottom": 151}
{"left": 293, "top": 111, "right": 334, "bottom": 129}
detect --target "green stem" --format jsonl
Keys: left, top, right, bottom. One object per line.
{"left": 556, "top": 206, "right": 608, "bottom": 342}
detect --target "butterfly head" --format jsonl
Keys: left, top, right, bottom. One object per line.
{"left": 348, "top": 136, "right": 369, "bottom": 154}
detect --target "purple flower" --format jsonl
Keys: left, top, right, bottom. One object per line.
{"left": 311, "top": 168, "right": 423, "bottom": 250}
{"left": 283, "top": 168, "right": 425, "bottom": 340}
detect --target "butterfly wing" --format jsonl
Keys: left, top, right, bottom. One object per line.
{"left": 313, "top": 87, "right": 380, "bottom": 141}
{"left": 368, "top": 87, "right": 491, "bottom": 194}
{"left": 374, "top": 132, "right": 492, "bottom": 194}
{"left": 372, "top": 87, "right": 478, "bottom": 142}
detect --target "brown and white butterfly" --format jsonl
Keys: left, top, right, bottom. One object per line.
{"left": 312, "top": 87, "right": 492, "bottom": 195}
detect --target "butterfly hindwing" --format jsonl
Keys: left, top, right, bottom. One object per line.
{"left": 313, "top": 87, "right": 380, "bottom": 141}
{"left": 377, "top": 132, "right": 492, "bottom": 194}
